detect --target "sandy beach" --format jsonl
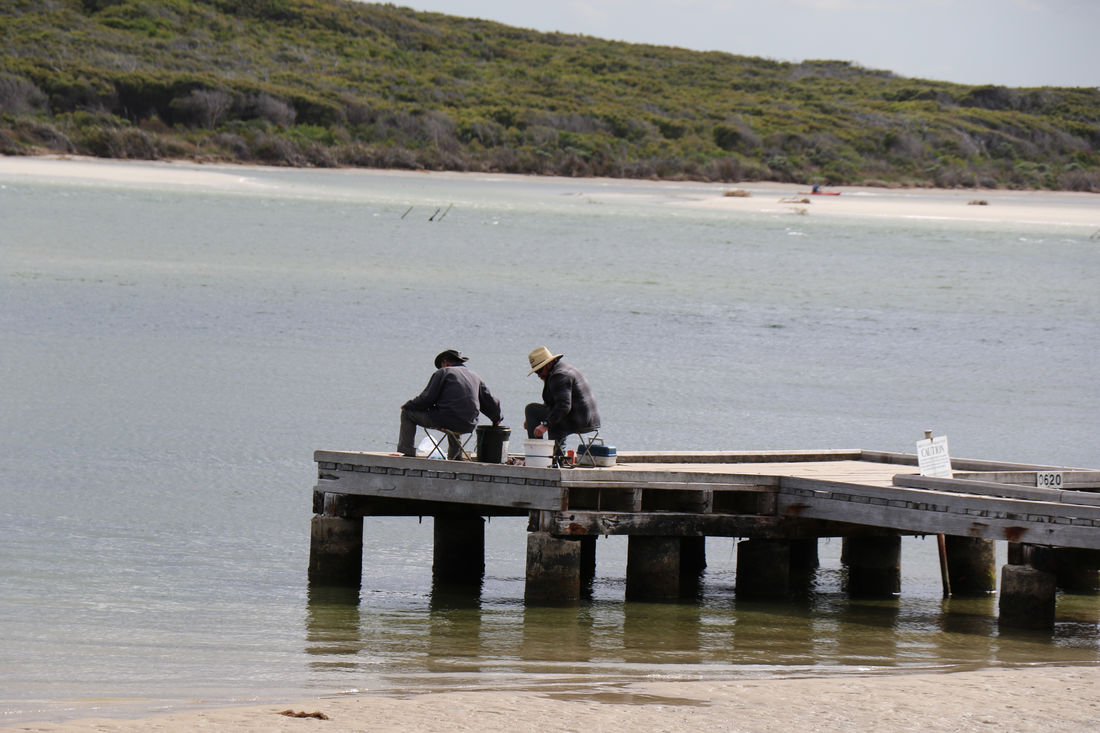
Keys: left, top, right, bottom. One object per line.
{"left": 2, "top": 155, "right": 1098, "bottom": 230}
{"left": 8, "top": 666, "right": 1100, "bottom": 732}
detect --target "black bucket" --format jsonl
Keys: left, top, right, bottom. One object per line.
{"left": 476, "top": 425, "right": 511, "bottom": 463}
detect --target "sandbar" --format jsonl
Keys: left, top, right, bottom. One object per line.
{"left": 2, "top": 155, "right": 1097, "bottom": 231}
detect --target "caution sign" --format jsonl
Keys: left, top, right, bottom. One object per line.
{"left": 917, "top": 435, "right": 953, "bottom": 478}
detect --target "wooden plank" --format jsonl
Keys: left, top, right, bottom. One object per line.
{"left": 543, "top": 511, "right": 917, "bottom": 539}
{"left": 544, "top": 511, "right": 784, "bottom": 537}
{"left": 314, "top": 470, "right": 565, "bottom": 510}
{"left": 859, "top": 451, "right": 1088, "bottom": 473}
{"left": 894, "top": 474, "right": 1100, "bottom": 509}
{"left": 777, "top": 479, "right": 1100, "bottom": 551}
{"left": 952, "top": 471, "right": 1100, "bottom": 490}
{"left": 781, "top": 475, "right": 1100, "bottom": 521}
{"left": 560, "top": 479, "right": 777, "bottom": 492}
{"left": 316, "top": 493, "right": 530, "bottom": 518}
{"left": 315, "top": 450, "right": 554, "bottom": 481}
{"left": 616, "top": 449, "right": 863, "bottom": 464}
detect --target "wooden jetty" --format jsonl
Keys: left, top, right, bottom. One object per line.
{"left": 309, "top": 448, "right": 1100, "bottom": 629}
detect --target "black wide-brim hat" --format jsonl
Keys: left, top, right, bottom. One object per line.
{"left": 435, "top": 349, "right": 468, "bottom": 369}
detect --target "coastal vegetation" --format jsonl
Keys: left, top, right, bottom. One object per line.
{"left": 2, "top": 0, "right": 1098, "bottom": 189}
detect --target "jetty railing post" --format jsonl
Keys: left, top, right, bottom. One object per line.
{"left": 943, "top": 536, "right": 997, "bottom": 595}
{"left": 842, "top": 536, "right": 901, "bottom": 598}
{"left": 525, "top": 530, "right": 582, "bottom": 605}
{"left": 308, "top": 493, "right": 364, "bottom": 588}
{"left": 432, "top": 514, "right": 485, "bottom": 586}
{"left": 735, "top": 539, "right": 791, "bottom": 598}
{"left": 625, "top": 536, "right": 681, "bottom": 601}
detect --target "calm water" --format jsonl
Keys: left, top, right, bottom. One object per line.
{"left": 1, "top": 161, "right": 1098, "bottom": 723}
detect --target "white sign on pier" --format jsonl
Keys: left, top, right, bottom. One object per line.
{"left": 917, "top": 435, "right": 953, "bottom": 478}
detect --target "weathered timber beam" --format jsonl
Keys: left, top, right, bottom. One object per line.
{"left": 544, "top": 511, "right": 782, "bottom": 537}
{"left": 312, "top": 491, "right": 529, "bottom": 518}
{"left": 951, "top": 471, "right": 1100, "bottom": 491}
{"left": 540, "top": 511, "right": 912, "bottom": 539}
{"left": 314, "top": 468, "right": 564, "bottom": 510}
{"left": 616, "top": 449, "right": 862, "bottom": 464}
{"left": 560, "top": 479, "right": 777, "bottom": 492}
{"left": 859, "top": 451, "right": 1086, "bottom": 472}
{"left": 894, "top": 474, "right": 1100, "bottom": 508}
{"left": 778, "top": 477, "right": 1100, "bottom": 550}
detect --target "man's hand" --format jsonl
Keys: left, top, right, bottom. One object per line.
{"left": 533, "top": 424, "right": 548, "bottom": 439}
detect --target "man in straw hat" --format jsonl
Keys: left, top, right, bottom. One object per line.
{"left": 397, "top": 349, "right": 503, "bottom": 459}
{"left": 524, "top": 346, "right": 600, "bottom": 445}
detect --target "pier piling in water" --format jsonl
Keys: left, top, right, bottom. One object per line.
{"left": 525, "top": 531, "right": 582, "bottom": 605}
{"left": 433, "top": 515, "right": 485, "bottom": 585}
{"left": 735, "top": 539, "right": 790, "bottom": 598}
{"left": 308, "top": 515, "right": 363, "bottom": 587}
{"left": 999, "top": 564, "right": 1057, "bottom": 629}
{"left": 943, "top": 536, "right": 997, "bottom": 595}
{"left": 843, "top": 536, "right": 901, "bottom": 597}
{"left": 310, "top": 449, "right": 1100, "bottom": 627}
{"left": 626, "top": 536, "right": 682, "bottom": 601}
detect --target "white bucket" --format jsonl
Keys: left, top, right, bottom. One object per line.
{"left": 524, "top": 438, "right": 554, "bottom": 468}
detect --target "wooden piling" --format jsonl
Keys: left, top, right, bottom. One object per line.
{"left": 308, "top": 514, "right": 363, "bottom": 587}
{"left": 525, "top": 531, "right": 582, "bottom": 605}
{"left": 944, "top": 536, "right": 996, "bottom": 595}
{"left": 680, "top": 536, "right": 707, "bottom": 573}
{"left": 790, "top": 538, "right": 820, "bottom": 571}
{"left": 579, "top": 535, "right": 597, "bottom": 592}
{"left": 999, "top": 564, "right": 1056, "bottom": 629}
{"left": 432, "top": 515, "right": 485, "bottom": 586}
{"left": 736, "top": 539, "right": 790, "bottom": 598}
{"left": 1051, "top": 547, "right": 1100, "bottom": 593}
{"left": 843, "top": 536, "right": 901, "bottom": 597}
{"left": 626, "top": 536, "right": 681, "bottom": 601}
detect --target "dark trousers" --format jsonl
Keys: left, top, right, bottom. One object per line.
{"left": 398, "top": 407, "right": 467, "bottom": 459}
{"left": 525, "top": 402, "right": 567, "bottom": 461}
{"left": 524, "top": 402, "right": 549, "bottom": 439}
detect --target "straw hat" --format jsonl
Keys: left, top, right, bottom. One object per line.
{"left": 527, "top": 346, "right": 562, "bottom": 375}
{"left": 434, "top": 349, "right": 468, "bottom": 369}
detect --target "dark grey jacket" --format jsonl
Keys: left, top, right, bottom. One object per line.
{"left": 403, "top": 365, "right": 502, "bottom": 432}
{"left": 542, "top": 360, "right": 600, "bottom": 439}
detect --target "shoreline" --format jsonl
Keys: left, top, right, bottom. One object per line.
{"left": 2, "top": 154, "right": 1098, "bottom": 230}
{"left": 9, "top": 665, "right": 1100, "bottom": 731}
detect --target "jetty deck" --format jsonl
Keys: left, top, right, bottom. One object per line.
{"left": 309, "top": 448, "right": 1099, "bottom": 627}
{"left": 314, "top": 449, "right": 1099, "bottom": 547}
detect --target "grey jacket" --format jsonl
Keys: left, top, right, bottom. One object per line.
{"left": 542, "top": 360, "right": 600, "bottom": 439}
{"left": 403, "top": 365, "right": 502, "bottom": 432}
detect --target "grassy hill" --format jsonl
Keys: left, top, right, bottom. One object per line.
{"left": 2, "top": 0, "right": 1098, "bottom": 189}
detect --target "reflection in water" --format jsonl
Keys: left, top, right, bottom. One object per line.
{"left": 305, "top": 586, "right": 363, "bottom": 672}
{"left": 521, "top": 606, "right": 595, "bottom": 666}
{"left": 427, "top": 581, "right": 484, "bottom": 673}
{"left": 621, "top": 600, "right": 703, "bottom": 665}
{"left": 301, "top": 555, "right": 1100, "bottom": 696}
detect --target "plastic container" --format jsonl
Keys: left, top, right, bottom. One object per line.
{"left": 475, "top": 425, "right": 510, "bottom": 463}
{"left": 524, "top": 438, "right": 554, "bottom": 468}
{"left": 576, "top": 442, "right": 617, "bottom": 467}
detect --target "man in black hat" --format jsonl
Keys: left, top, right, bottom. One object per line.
{"left": 397, "top": 349, "right": 503, "bottom": 459}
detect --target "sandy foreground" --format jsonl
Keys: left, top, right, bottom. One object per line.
{"left": 1, "top": 155, "right": 1098, "bottom": 230}
{"left": 8, "top": 666, "right": 1100, "bottom": 732}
